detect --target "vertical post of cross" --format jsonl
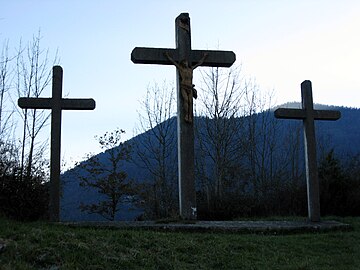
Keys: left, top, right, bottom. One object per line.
{"left": 50, "top": 66, "right": 62, "bottom": 222}
{"left": 301, "top": 81, "right": 320, "bottom": 222}
{"left": 175, "top": 13, "right": 197, "bottom": 219}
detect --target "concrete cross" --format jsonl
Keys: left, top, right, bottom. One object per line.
{"left": 274, "top": 80, "right": 341, "bottom": 222}
{"left": 18, "top": 65, "right": 96, "bottom": 222}
{"left": 131, "top": 13, "right": 236, "bottom": 220}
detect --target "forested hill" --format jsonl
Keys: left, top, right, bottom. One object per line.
{"left": 61, "top": 105, "right": 360, "bottom": 221}
{"left": 275, "top": 103, "right": 360, "bottom": 154}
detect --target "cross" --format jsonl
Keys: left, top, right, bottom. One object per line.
{"left": 18, "top": 65, "right": 96, "bottom": 222}
{"left": 131, "top": 13, "right": 236, "bottom": 220}
{"left": 274, "top": 80, "right": 341, "bottom": 222}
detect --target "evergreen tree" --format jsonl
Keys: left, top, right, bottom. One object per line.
{"left": 319, "top": 150, "right": 349, "bottom": 216}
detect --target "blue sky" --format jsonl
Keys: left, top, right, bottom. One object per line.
{"left": 2, "top": 1, "right": 360, "bottom": 167}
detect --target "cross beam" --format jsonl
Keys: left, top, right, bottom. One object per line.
{"left": 274, "top": 80, "right": 341, "bottom": 222}
{"left": 131, "top": 13, "right": 236, "bottom": 219}
{"left": 18, "top": 65, "right": 96, "bottom": 222}
{"left": 131, "top": 48, "right": 235, "bottom": 67}
{"left": 275, "top": 108, "right": 340, "bottom": 120}
{"left": 18, "top": 98, "right": 95, "bottom": 110}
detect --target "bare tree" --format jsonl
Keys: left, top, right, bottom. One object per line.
{"left": 15, "top": 32, "right": 58, "bottom": 179}
{"left": 135, "top": 81, "right": 178, "bottom": 218}
{"left": 0, "top": 40, "right": 15, "bottom": 137}
{"left": 241, "top": 83, "right": 284, "bottom": 196}
{"left": 0, "top": 34, "right": 56, "bottom": 220}
{"left": 0, "top": 40, "right": 18, "bottom": 176}
{"left": 195, "top": 66, "right": 294, "bottom": 216}
{"left": 195, "top": 66, "right": 247, "bottom": 210}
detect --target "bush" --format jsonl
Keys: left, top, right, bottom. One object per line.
{"left": 0, "top": 169, "right": 49, "bottom": 221}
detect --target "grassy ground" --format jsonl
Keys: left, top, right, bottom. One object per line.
{"left": 0, "top": 217, "right": 359, "bottom": 269}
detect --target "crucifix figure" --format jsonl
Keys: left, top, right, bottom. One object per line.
{"left": 131, "top": 13, "right": 236, "bottom": 219}
{"left": 165, "top": 52, "right": 208, "bottom": 123}
{"left": 18, "top": 65, "right": 96, "bottom": 222}
{"left": 274, "top": 80, "right": 341, "bottom": 222}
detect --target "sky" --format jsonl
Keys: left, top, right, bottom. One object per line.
{"left": 2, "top": 0, "right": 360, "bottom": 168}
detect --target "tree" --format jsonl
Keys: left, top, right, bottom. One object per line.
{"left": 0, "top": 40, "right": 16, "bottom": 176}
{"left": 0, "top": 33, "right": 55, "bottom": 221}
{"left": 135, "top": 82, "right": 178, "bottom": 219}
{"left": 77, "top": 129, "right": 135, "bottom": 221}
{"left": 195, "top": 66, "right": 249, "bottom": 217}
{"left": 195, "top": 66, "right": 298, "bottom": 218}
{"left": 0, "top": 40, "right": 15, "bottom": 138}
{"left": 343, "top": 153, "right": 360, "bottom": 215}
{"left": 15, "top": 32, "right": 58, "bottom": 180}
{"left": 279, "top": 122, "right": 307, "bottom": 216}
{"left": 0, "top": 40, "right": 18, "bottom": 175}
{"left": 319, "top": 149, "right": 350, "bottom": 216}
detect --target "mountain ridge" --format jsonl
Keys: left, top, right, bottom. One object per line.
{"left": 61, "top": 104, "right": 360, "bottom": 221}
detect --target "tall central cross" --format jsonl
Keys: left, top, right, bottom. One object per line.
{"left": 274, "top": 80, "right": 341, "bottom": 222}
{"left": 18, "top": 65, "right": 96, "bottom": 222}
{"left": 131, "top": 13, "right": 236, "bottom": 219}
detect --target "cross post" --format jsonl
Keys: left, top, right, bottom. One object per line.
{"left": 131, "top": 13, "right": 236, "bottom": 219}
{"left": 18, "top": 65, "right": 96, "bottom": 222}
{"left": 274, "top": 80, "right": 341, "bottom": 222}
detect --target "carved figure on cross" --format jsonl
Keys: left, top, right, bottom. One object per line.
{"left": 165, "top": 52, "right": 208, "bottom": 123}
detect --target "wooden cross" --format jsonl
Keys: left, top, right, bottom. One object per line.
{"left": 131, "top": 13, "right": 236, "bottom": 219}
{"left": 274, "top": 80, "right": 341, "bottom": 222}
{"left": 18, "top": 65, "right": 96, "bottom": 222}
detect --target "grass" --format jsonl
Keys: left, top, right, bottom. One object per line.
{"left": 0, "top": 217, "right": 359, "bottom": 269}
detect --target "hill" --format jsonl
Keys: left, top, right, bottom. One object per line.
{"left": 60, "top": 104, "right": 360, "bottom": 221}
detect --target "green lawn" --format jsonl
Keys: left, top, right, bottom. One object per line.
{"left": 0, "top": 217, "right": 359, "bottom": 269}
